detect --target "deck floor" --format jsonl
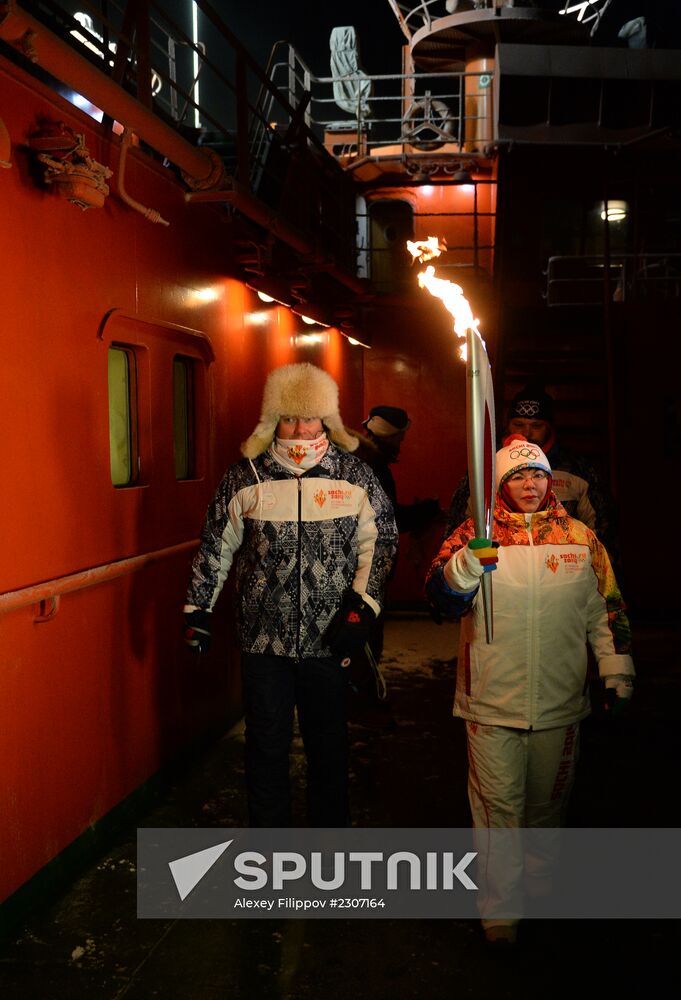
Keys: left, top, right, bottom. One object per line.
{"left": 1, "top": 616, "right": 679, "bottom": 998}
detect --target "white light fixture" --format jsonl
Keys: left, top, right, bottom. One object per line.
{"left": 249, "top": 284, "right": 292, "bottom": 307}
{"left": 71, "top": 13, "right": 161, "bottom": 94}
{"left": 292, "top": 307, "right": 331, "bottom": 328}
{"left": 339, "top": 331, "right": 371, "bottom": 349}
{"left": 600, "top": 199, "right": 628, "bottom": 222}
{"left": 191, "top": 2, "right": 201, "bottom": 129}
{"left": 559, "top": 1, "right": 611, "bottom": 31}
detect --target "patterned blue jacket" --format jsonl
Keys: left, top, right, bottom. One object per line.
{"left": 185, "top": 446, "right": 398, "bottom": 657}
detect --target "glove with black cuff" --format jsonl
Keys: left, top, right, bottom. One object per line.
{"left": 184, "top": 609, "right": 212, "bottom": 654}
{"left": 604, "top": 674, "right": 634, "bottom": 717}
{"left": 324, "top": 590, "right": 376, "bottom": 666}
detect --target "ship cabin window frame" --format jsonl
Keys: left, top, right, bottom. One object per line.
{"left": 173, "top": 355, "right": 197, "bottom": 481}
{"left": 107, "top": 344, "right": 139, "bottom": 488}
{"left": 368, "top": 198, "right": 415, "bottom": 292}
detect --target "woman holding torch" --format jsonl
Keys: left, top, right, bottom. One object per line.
{"left": 426, "top": 434, "right": 634, "bottom": 946}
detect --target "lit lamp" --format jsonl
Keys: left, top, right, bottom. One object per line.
{"left": 291, "top": 304, "right": 331, "bottom": 328}
{"left": 338, "top": 330, "right": 371, "bottom": 349}
{"left": 245, "top": 278, "right": 292, "bottom": 308}
{"left": 600, "top": 200, "right": 628, "bottom": 222}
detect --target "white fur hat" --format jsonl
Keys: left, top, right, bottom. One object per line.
{"left": 241, "top": 363, "right": 359, "bottom": 458}
{"left": 496, "top": 435, "right": 551, "bottom": 491}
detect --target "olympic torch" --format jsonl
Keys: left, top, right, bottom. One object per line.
{"left": 465, "top": 326, "right": 496, "bottom": 642}
{"left": 406, "top": 238, "right": 496, "bottom": 642}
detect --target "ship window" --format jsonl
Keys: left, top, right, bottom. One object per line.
{"left": 108, "top": 346, "right": 137, "bottom": 487}
{"left": 173, "top": 356, "right": 195, "bottom": 479}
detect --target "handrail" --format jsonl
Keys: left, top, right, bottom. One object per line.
{"left": 544, "top": 252, "right": 681, "bottom": 305}
{"left": 265, "top": 48, "right": 493, "bottom": 154}
{"left": 0, "top": 1, "right": 217, "bottom": 185}
{"left": 0, "top": 540, "right": 199, "bottom": 615}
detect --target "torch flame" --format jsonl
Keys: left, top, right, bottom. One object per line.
{"left": 407, "top": 236, "right": 482, "bottom": 361}
{"left": 409, "top": 237, "right": 496, "bottom": 643}
{"left": 406, "top": 236, "right": 445, "bottom": 264}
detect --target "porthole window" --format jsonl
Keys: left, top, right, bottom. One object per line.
{"left": 173, "top": 356, "right": 195, "bottom": 480}
{"left": 108, "top": 346, "right": 138, "bottom": 486}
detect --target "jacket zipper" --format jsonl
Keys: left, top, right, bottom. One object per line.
{"left": 296, "top": 476, "right": 302, "bottom": 660}
{"left": 526, "top": 513, "right": 535, "bottom": 731}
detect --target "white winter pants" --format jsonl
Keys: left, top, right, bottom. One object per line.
{"left": 465, "top": 720, "right": 580, "bottom": 927}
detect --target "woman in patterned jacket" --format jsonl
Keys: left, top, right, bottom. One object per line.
{"left": 184, "top": 363, "right": 397, "bottom": 827}
{"left": 426, "top": 434, "right": 634, "bottom": 945}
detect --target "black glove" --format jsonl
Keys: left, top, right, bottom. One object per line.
{"left": 604, "top": 675, "right": 633, "bottom": 718}
{"left": 184, "top": 609, "right": 212, "bottom": 654}
{"left": 427, "top": 600, "right": 443, "bottom": 626}
{"left": 324, "top": 590, "right": 376, "bottom": 663}
{"left": 604, "top": 688, "right": 632, "bottom": 719}
{"left": 417, "top": 497, "right": 440, "bottom": 519}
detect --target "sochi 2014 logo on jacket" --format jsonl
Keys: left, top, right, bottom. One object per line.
{"left": 545, "top": 554, "right": 559, "bottom": 574}
{"left": 313, "top": 489, "right": 326, "bottom": 507}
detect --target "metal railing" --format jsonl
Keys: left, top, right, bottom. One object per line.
{"left": 263, "top": 41, "right": 492, "bottom": 156}
{"left": 8, "top": 0, "right": 358, "bottom": 264}
{"left": 15, "top": 2, "right": 494, "bottom": 171}
{"left": 385, "top": 1, "right": 612, "bottom": 41}
{"left": 545, "top": 253, "right": 681, "bottom": 305}
{"left": 0, "top": 540, "right": 199, "bottom": 617}
{"left": 10, "top": 1, "right": 497, "bottom": 282}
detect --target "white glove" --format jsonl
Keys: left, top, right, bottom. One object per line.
{"left": 444, "top": 540, "right": 498, "bottom": 592}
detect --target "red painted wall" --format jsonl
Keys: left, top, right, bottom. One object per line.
{"left": 1, "top": 55, "right": 488, "bottom": 903}
{"left": 0, "top": 59, "right": 364, "bottom": 903}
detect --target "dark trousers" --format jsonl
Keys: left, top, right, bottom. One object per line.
{"left": 241, "top": 653, "right": 349, "bottom": 827}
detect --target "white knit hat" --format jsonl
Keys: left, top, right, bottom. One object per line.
{"left": 241, "top": 363, "right": 359, "bottom": 459}
{"left": 495, "top": 435, "right": 551, "bottom": 491}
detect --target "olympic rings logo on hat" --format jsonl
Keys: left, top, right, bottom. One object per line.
{"left": 509, "top": 445, "right": 540, "bottom": 460}
{"left": 515, "top": 401, "right": 540, "bottom": 417}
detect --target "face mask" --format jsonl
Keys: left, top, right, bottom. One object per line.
{"left": 271, "top": 434, "right": 329, "bottom": 472}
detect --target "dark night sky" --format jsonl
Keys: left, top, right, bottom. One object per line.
{"left": 215, "top": 0, "right": 681, "bottom": 76}
{"left": 217, "top": 0, "right": 406, "bottom": 77}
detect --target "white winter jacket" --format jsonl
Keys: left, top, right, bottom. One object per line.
{"left": 427, "top": 497, "right": 634, "bottom": 731}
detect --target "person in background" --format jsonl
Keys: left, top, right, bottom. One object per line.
{"left": 426, "top": 433, "right": 633, "bottom": 946}
{"left": 184, "top": 363, "right": 398, "bottom": 827}
{"left": 444, "top": 383, "right": 617, "bottom": 562}
{"left": 351, "top": 405, "right": 441, "bottom": 713}
{"left": 356, "top": 405, "right": 440, "bottom": 535}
